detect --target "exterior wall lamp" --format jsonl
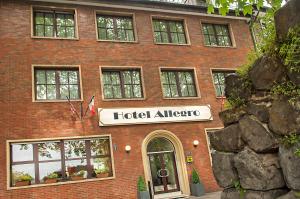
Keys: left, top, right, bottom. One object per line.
{"left": 125, "top": 145, "right": 131, "bottom": 153}
{"left": 193, "top": 140, "right": 199, "bottom": 147}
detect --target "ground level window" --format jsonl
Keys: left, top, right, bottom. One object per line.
{"left": 10, "top": 136, "right": 113, "bottom": 187}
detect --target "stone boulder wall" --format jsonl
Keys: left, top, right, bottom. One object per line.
{"left": 269, "top": 99, "right": 300, "bottom": 135}
{"left": 224, "top": 73, "right": 251, "bottom": 100}
{"left": 246, "top": 103, "right": 269, "bottom": 123}
{"left": 249, "top": 56, "right": 286, "bottom": 90}
{"left": 279, "top": 142, "right": 300, "bottom": 190}
{"left": 209, "top": 124, "right": 244, "bottom": 152}
{"left": 234, "top": 147, "right": 285, "bottom": 190}
{"left": 211, "top": 151, "right": 239, "bottom": 188}
{"left": 219, "top": 107, "right": 247, "bottom": 127}
{"left": 221, "top": 188, "right": 287, "bottom": 199}
{"left": 277, "top": 191, "right": 300, "bottom": 199}
{"left": 239, "top": 115, "right": 278, "bottom": 153}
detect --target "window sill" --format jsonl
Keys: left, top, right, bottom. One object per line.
{"left": 33, "top": 99, "right": 83, "bottom": 103}
{"left": 102, "top": 97, "right": 146, "bottom": 101}
{"left": 204, "top": 45, "right": 236, "bottom": 49}
{"left": 31, "top": 36, "right": 79, "bottom": 41}
{"left": 154, "top": 42, "right": 191, "bottom": 46}
{"left": 162, "top": 96, "right": 200, "bottom": 100}
{"left": 97, "top": 39, "right": 139, "bottom": 43}
{"left": 8, "top": 176, "right": 115, "bottom": 190}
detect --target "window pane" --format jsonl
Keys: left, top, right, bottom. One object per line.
{"left": 126, "top": 30, "right": 134, "bottom": 41}
{"left": 69, "top": 85, "right": 79, "bottom": 99}
{"left": 46, "top": 71, "right": 55, "bottom": 84}
{"left": 162, "top": 85, "right": 171, "bottom": 97}
{"left": 35, "top": 13, "right": 44, "bottom": 24}
{"left": 159, "top": 21, "right": 167, "bottom": 31}
{"left": 176, "top": 22, "right": 184, "bottom": 33}
{"left": 212, "top": 73, "right": 219, "bottom": 84}
{"left": 59, "top": 71, "right": 68, "bottom": 84}
{"left": 180, "top": 84, "right": 189, "bottom": 96}
{"left": 103, "top": 85, "right": 113, "bottom": 98}
{"left": 97, "top": 17, "right": 106, "bottom": 28}
{"left": 123, "top": 71, "right": 132, "bottom": 84}
{"left": 188, "top": 85, "right": 196, "bottom": 96}
{"left": 215, "top": 25, "right": 223, "bottom": 35}
{"left": 117, "top": 29, "right": 126, "bottom": 40}
{"left": 107, "top": 28, "right": 114, "bottom": 40}
{"left": 60, "top": 85, "right": 69, "bottom": 99}
{"left": 209, "top": 35, "right": 217, "bottom": 45}
{"left": 45, "top": 26, "right": 53, "bottom": 37}
{"left": 171, "top": 33, "right": 179, "bottom": 43}
{"left": 65, "top": 15, "right": 74, "bottom": 26}
{"left": 132, "top": 71, "right": 140, "bottom": 84}
{"left": 46, "top": 85, "right": 56, "bottom": 99}
{"left": 66, "top": 27, "right": 75, "bottom": 38}
{"left": 124, "top": 85, "right": 133, "bottom": 98}
{"left": 168, "top": 72, "right": 176, "bottom": 84}
{"left": 12, "top": 144, "right": 33, "bottom": 162}
{"left": 38, "top": 142, "right": 61, "bottom": 161}
{"left": 161, "top": 72, "right": 168, "bottom": 84}
{"left": 170, "top": 85, "right": 179, "bottom": 97}
{"left": 184, "top": 72, "right": 193, "bottom": 84}
{"left": 69, "top": 71, "right": 78, "bottom": 84}
{"left": 111, "top": 73, "right": 120, "bottom": 84}
{"left": 204, "top": 35, "right": 210, "bottom": 45}
{"left": 56, "top": 14, "right": 65, "bottom": 26}
{"left": 44, "top": 13, "right": 54, "bottom": 25}
{"left": 207, "top": 24, "right": 214, "bottom": 34}
{"left": 90, "top": 138, "right": 110, "bottom": 156}
{"left": 113, "top": 86, "right": 122, "bottom": 98}
{"left": 99, "top": 28, "right": 107, "bottom": 40}
{"left": 216, "top": 85, "right": 222, "bottom": 97}
{"left": 57, "top": 26, "right": 66, "bottom": 37}
{"left": 35, "top": 25, "right": 44, "bottom": 37}
{"left": 92, "top": 157, "right": 112, "bottom": 178}
{"left": 36, "top": 70, "right": 45, "bottom": 84}
{"left": 36, "top": 85, "right": 46, "bottom": 100}
{"left": 106, "top": 18, "right": 114, "bottom": 28}
{"left": 12, "top": 164, "right": 35, "bottom": 186}
{"left": 178, "top": 33, "right": 186, "bottom": 44}
{"left": 133, "top": 85, "right": 142, "bottom": 98}
{"left": 39, "top": 162, "right": 62, "bottom": 183}
{"left": 102, "top": 73, "right": 111, "bottom": 84}
{"left": 153, "top": 21, "right": 160, "bottom": 31}
{"left": 169, "top": 22, "right": 176, "bottom": 32}
{"left": 64, "top": 140, "right": 86, "bottom": 159}
{"left": 178, "top": 72, "right": 186, "bottom": 83}
{"left": 66, "top": 160, "right": 87, "bottom": 180}
{"left": 154, "top": 32, "right": 162, "bottom": 43}
{"left": 218, "top": 73, "right": 225, "bottom": 84}
{"left": 161, "top": 32, "right": 169, "bottom": 43}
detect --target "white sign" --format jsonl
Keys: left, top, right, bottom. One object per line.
{"left": 98, "top": 105, "right": 213, "bottom": 126}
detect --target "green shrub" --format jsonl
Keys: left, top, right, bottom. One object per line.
{"left": 232, "top": 180, "right": 246, "bottom": 198}
{"left": 13, "top": 172, "right": 33, "bottom": 182}
{"left": 137, "top": 176, "right": 147, "bottom": 192}
{"left": 44, "top": 172, "right": 58, "bottom": 180}
{"left": 94, "top": 167, "right": 110, "bottom": 174}
{"left": 271, "top": 81, "right": 300, "bottom": 105}
{"left": 191, "top": 168, "right": 200, "bottom": 184}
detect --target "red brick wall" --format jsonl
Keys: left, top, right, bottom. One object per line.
{"left": 0, "top": 0, "right": 254, "bottom": 198}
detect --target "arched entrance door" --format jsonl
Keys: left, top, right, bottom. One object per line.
{"left": 147, "top": 137, "right": 180, "bottom": 195}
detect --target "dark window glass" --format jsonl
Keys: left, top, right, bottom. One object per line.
{"left": 161, "top": 70, "right": 197, "bottom": 98}
{"left": 102, "top": 69, "right": 143, "bottom": 99}
{"left": 35, "top": 68, "right": 80, "bottom": 100}
{"left": 212, "top": 71, "right": 235, "bottom": 97}
{"left": 96, "top": 15, "right": 135, "bottom": 41}
{"left": 153, "top": 19, "right": 187, "bottom": 44}
{"left": 34, "top": 9, "right": 76, "bottom": 38}
{"left": 202, "top": 24, "right": 232, "bottom": 47}
{"left": 10, "top": 137, "right": 113, "bottom": 187}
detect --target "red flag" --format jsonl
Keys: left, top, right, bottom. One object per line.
{"left": 88, "top": 97, "right": 95, "bottom": 116}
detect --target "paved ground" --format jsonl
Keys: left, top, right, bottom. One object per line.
{"left": 188, "top": 191, "right": 221, "bottom": 199}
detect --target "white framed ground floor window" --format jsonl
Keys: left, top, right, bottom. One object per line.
{"left": 7, "top": 135, "right": 115, "bottom": 189}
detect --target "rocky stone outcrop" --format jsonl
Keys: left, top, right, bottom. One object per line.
{"left": 269, "top": 99, "right": 300, "bottom": 135}
{"left": 239, "top": 115, "right": 278, "bottom": 152}
{"left": 221, "top": 188, "right": 287, "bottom": 199}
{"left": 288, "top": 70, "right": 300, "bottom": 87}
{"left": 279, "top": 142, "right": 300, "bottom": 190}
{"left": 234, "top": 147, "right": 285, "bottom": 190}
{"left": 275, "top": 0, "right": 300, "bottom": 41}
{"left": 211, "top": 151, "right": 238, "bottom": 188}
{"left": 225, "top": 73, "right": 251, "bottom": 100}
{"left": 249, "top": 56, "right": 285, "bottom": 90}
{"left": 219, "top": 107, "right": 247, "bottom": 126}
{"left": 246, "top": 103, "right": 269, "bottom": 123}
{"left": 276, "top": 191, "right": 300, "bottom": 199}
{"left": 209, "top": 124, "right": 244, "bottom": 152}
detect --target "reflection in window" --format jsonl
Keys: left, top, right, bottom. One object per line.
{"left": 34, "top": 9, "right": 76, "bottom": 38}
{"left": 34, "top": 68, "right": 80, "bottom": 100}
{"left": 10, "top": 136, "right": 113, "bottom": 187}
{"left": 161, "top": 70, "right": 197, "bottom": 98}
{"left": 96, "top": 15, "right": 135, "bottom": 41}
{"left": 102, "top": 69, "right": 143, "bottom": 99}
{"left": 202, "top": 23, "right": 232, "bottom": 47}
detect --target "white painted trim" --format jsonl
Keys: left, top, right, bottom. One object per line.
{"left": 30, "top": 0, "right": 250, "bottom": 21}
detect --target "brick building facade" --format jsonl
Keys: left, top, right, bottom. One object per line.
{"left": 0, "top": 0, "right": 254, "bottom": 198}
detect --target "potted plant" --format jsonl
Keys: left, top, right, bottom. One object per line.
{"left": 190, "top": 168, "right": 205, "bottom": 196}
{"left": 43, "top": 172, "right": 58, "bottom": 184}
{"left": 137, "top": 176, "right": 150, "bottom": 199}
{"left": 70, "top": 170, "right": 85, "bottom": 181}
{"left": 94, "top": 167, "right": 110, "bottom": 178}
{"left": 13, "top": 172, "right": 33, "bottom": 187}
